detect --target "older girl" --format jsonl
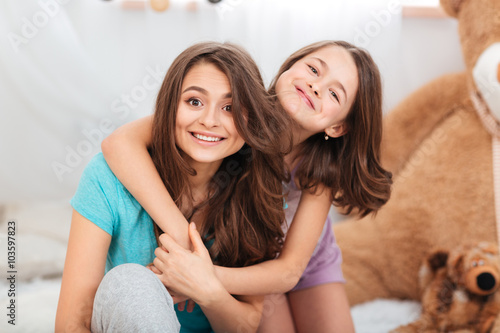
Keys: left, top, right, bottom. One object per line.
{"left": 55, "top": 41, "right": 291, "bottom": 333}
{"left": 102, "top": 40, "right": 392, "bottom": 332}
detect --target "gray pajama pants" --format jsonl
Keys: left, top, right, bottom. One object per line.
{"left": 91, "top": 263, "right": 181, "bottom": 333}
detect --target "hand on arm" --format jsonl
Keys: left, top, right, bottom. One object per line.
{"left": 55, "top": 210, "right": 111, "bottom": 333}
{"left": 101, "top": 116, "right": 190, "bottom": 249}
{"left": 215, "top": 186, "right": 333, "bottom": 295}
{"left": 153, "top": 223, "right": 264, "bottom": 332}
{"left": 102, "top": 118, "right": 332, "bottom": 298}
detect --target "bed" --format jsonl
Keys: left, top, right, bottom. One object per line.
{"left": 0, "top": 201, "right": 420, "bottom": 332}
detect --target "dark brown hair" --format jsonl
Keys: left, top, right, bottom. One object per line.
{"left": 269, "top": 41, "right": 392, "bottom": 216}
{"left": 150, "top": 42, "right": 291, "bottom": 267}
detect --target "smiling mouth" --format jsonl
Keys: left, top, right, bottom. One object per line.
{"left": 296, "top": 87, "right": 314, "bottom": 110}
{"left": 191, "top": 132, "right": 224, "bottom": 142}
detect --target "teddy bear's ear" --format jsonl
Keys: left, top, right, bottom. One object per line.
{"left": 449, "top": 253, "right": 465, "bottom": 278}
{"left": 440, "top": 0, "right": 465, "bottom": 18}
{"left": 419, "top": 250, "right": 450, "bottom": 292}
{"left": 478, "top": 242, "right": 498, "bottom": 255}
{"left": 427, "top": 250, "right": 449, "bottom": 272}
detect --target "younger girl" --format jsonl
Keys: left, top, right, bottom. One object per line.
{"left": 55, "top": 41, "right": 292, "bottom": 332}
{"left": 102, "top": 40, "right": 392, "bottom": 332}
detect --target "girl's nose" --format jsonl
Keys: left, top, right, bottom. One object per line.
{"left": 308, "top": 83, "right": 320, "bottom": 97}
{"left": 198, "top": 105, "right": 220, "bottom": 128}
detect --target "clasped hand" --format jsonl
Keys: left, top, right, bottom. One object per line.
{"left": 148, "top": 222, "right": 224, "bottom": 311}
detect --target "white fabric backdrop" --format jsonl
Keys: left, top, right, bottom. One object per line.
{"left": 0, "top": 0, "right": 464, "bottom": 202}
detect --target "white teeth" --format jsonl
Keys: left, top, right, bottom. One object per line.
{"left": 193, "top": 133, "right": 222, "bottom": 142}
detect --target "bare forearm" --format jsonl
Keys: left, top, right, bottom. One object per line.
{"left": 102, "top": 119, "right": 190, "bottom": 249}
{"left": 200, "top": 291, "right": 263, "bottom": 333}
{"left": 110, "top": 149, "right": 190, "bottom": 248}
{"left": 215, "top": 190, "right": 333, "bottom": 296}
{"left": 56, "top": 211, "right": 109, "bottom": 333}
{"left": 215, "top": 256, "right": 303, "bottom": 295}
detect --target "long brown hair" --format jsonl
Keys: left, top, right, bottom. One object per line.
{"left": 269, "top": 41, "right": 392, "bottom": 216}
{"left": 150, "top": 42, "right": 291, "bottom": 267}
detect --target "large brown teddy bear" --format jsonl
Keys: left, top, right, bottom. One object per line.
{"left": 334, "top": 0, "right": 500, "bottom": 307}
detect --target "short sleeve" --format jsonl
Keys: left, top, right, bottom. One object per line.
{"left": 70, "top": 153, "right": 118, "bottom": 236}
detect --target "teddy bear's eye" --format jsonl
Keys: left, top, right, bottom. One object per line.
{"left": 472, "top": 261, "right": 478, "bottom": 267}
{"left": 478, "top": 260, "right": 485, "bottom": 266}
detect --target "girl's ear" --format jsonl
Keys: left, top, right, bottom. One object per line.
{"left": 325, "top": 124, "right": 347, "bottom": 138}
{"left": 440, "top": 0, "right": 465, "bottom": 18}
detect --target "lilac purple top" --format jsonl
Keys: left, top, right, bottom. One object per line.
{"left": 284, "top": 170, "right": 345, "bottom": 291}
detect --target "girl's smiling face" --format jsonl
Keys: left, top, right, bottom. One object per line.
{"left": 276, "top": 45, "right": 359, "bottom": 140}
{"left": 175, "top": 62, "right": 245, "bottom": 170}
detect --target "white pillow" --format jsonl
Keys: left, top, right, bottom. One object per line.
{"left": 0, "top": 233, "right": 66, "bottom": 281}
{"left": 0, "top": 200, "right": 72, "bottom": 280}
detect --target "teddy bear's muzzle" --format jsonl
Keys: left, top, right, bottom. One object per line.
{"left": 465, "top": 266, "right": 500, "bottom": 296}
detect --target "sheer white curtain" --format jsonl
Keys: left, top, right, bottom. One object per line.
{"left": 0, "top": 0, "right": 460, "bottom": 202}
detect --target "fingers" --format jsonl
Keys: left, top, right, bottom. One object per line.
{"left": 186, "top": 299, "right": 196, "bottom": 313}
{"left": 154, "top": 247, "right": 167, "bottom": 262}
{"left": 175, "top": 299, "right": 196, "bottom": 312}
{"left": 146, "top": 263, "right": 158, "bottom": 273}
{"left": 152, "top": 256, "right": 166, "bottom": 273}
{"left": 148, "top": 263, "right": 161, "bottom": 274}
{"left": 158, "top": 232, "right": 181, "bottom": 253}
{"left": 188, "top": 222, "right": 208, "bottom": 256}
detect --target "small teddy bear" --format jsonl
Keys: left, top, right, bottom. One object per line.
{"left": 392, "top": 242, "right": 500, "bottom": 333}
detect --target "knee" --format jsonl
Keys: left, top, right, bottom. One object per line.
{"left": 96, "top": 264, "right": 160, "bottom": 300}
{"left": 92, "top": 264, "right": 180, "bottom": 332}
{"left": 105, "top": 263, "right": 154, "bottom": 282}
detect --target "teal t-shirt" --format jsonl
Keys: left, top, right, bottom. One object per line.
{"left": 71, "top": 153, "right": 212, "bottom": 333}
